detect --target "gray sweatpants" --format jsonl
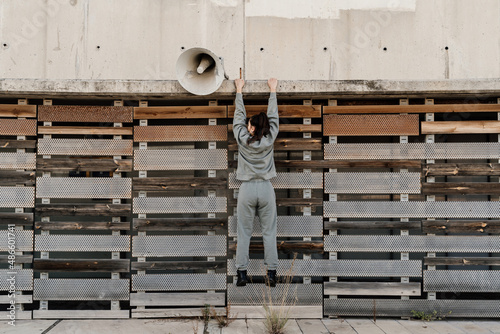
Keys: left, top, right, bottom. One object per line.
{"left": 235, "top": 179, "right": 278, "bottom": 271}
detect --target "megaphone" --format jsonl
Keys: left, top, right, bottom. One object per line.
{"left": 176, "top": 47, "right": 227, "bottom": 95}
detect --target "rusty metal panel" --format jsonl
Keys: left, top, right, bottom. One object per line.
{"left": 134, "top": 125, "right": 227, "bottom": 142}
{"left": 324, "top": 114, "right": 420, "bottom": 136}
{"left": 0, "top": 119, "right": 37, "bottom": 136}
{"left": 38, "top": 105, "right": 133, "bottom": 123}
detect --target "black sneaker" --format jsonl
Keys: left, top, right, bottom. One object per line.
{"left": 236, "top": 270, "right": 248, "bottom": 286}
{"left": 266, "top": 270, "right": 277, "bottom": 287}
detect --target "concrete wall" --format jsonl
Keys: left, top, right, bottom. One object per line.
{"left": 0, "top": 0, "right": 499, "bottom": 82}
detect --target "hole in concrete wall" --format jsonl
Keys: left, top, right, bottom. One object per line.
{"left": 383, "top": 47, "right": 387, "bottom": 51}
{"left": 2, "top": 43, "right": 7, "bottom": 48}
{"left": 96, "top": 45, "right": 100, "bottom": 50}
{"left": 181, "top": 46, "right": 185, "bottom": 50}
{"left": 445, "top": 46, "right": 449, "bottom": 50}
{"left": 260, "top": 47, "right": 264, "bottom": 51}
{"left": 323, "top": 47, "right": 328, "bottom": 51}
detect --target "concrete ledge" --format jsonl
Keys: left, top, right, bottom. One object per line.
{"left": 1, "top": 78, "right": 500, "bottom": 100}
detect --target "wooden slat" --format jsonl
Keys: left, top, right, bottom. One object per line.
{"left": 422, "top": 220, "right": 500, "bottom": 234}
{"left": 324, "top": 282, "right": 421, "bottom": 296}
{"left": 228, "top": 105, "right": 321, "bottom": 118}
{"left": 423, "top": 163, "right": 500, "bottom": 176}
{"left": 38, "top": 105, "right": 133, "bottom": 122}
{"left": 35, "top": 221, "right": 130, "bottom": 230}
{"left": 422, "top": 121, "right": 500, "bottom": 134}
{"left": 133, "top": 177, "right": 227, "bottom": 191}
{"left": 324, "top": 114, "right": 419, "bottom": 136}
{"left": 422, "top": 182, "right": 500, "bottom": 194}
{"left": 0, "top": 255, "right": 32, "bottom": 264}
{"left": 228, "top": 123, "right": 322, "bottom": 133}
{"left": 325, "top": 220, "right": 421, "bottom": 230}
{"left": 134, "top": 106, "right": 226, "bottom": 119}
{"left": 0, "top": 295, "right": 32, "bottom": 303}
{"left": 130, "top": 292, "right": 225, "bottom": 307}
{"left": 0, "top": 171, "right": 35, "bottom": 186}
{"left": 324, "top": 104, "right": 500, "bottom": 114}
{"left": 424, "top": 257, "right": 500, "bottom": 266}
{"left": 229, "top": 160, "right": 421, "bottom": 169}
{"left": 228, "top": 138, "right": 322, "bottom": 151}
{"left": 0, "top": 104, "right": 37, "bottom": 118}
{"left": 131, "top": 307, "right": 226, "bottom": 318}
{"left": 0, "top": 140, "right": 36, "bottom": 149}
{"left": 0, "top": 213, "right": 33, "bottom": 225}
{"left": 228, "top": 198, "right": 322, "bottom": 207}
{"left": 228, "top": 240, "right": 323, "bottom": 254}
{"left": 34, "top": 259, "right": 130, "bottom": 272}
{"left": 38, "top": 126, "right": 133, "bottom": 135}
{"left": 133, "top": 218, "right": 226, "bottom": 231}
{"left": 37, "top": 158, "right": 132, "bottom": 172}
{"left": 35, "top": 204, "right": 131, "bottom": 216}
{"left": 131, "top": 260, "right": 226, "bottom": 271}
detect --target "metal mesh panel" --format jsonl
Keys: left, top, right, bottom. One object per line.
{"left": 134, "top": 149, "right": 227, "bottom": 170}
{"left": 324, "top": 142, "right": 500, "bottom": 160}
{"left": 33, "top": 279, "right": 129, "bottom": 300}
{"left": 36, "top": 177, "right": 131, "bottom": 199}
{"left": 228, "top": 215, "right": 323, "bottom": 237}
{"left": 132, "top": 274, "right": 226, "bottom": 291}
{"left": 38, "top": 139, "right": 133, "bottom": 156}
{"left": 0, "top": 186, "right": 34, "bottom": 207}
{"left": 324, "top": 235, "right": 500, "bottom": 252}
{"left": 325, "top": 172, "right": 421, "bottom": 194}
{"left": 324, "top": 114, "right": 419, "bottom": 136}
{"left": 0, "top": 230, "right": 33, "bottom": 251}
{"left": 132, "top": 235, "right": 226, "bottom": 257}
{"left": 424, "top": 270, "right": 500, "bottom": 292}
{"left": 0, "top": 119, "right": 37, "bottom": 136}
{"left": 133, "top": 197, "right": 227, "bottom": 214}
{"left": 134, "top": 125, "right": 227, "bottom": 142}
{"left": 227, "top": 259, "right": 421, "bottom": 277}
{"left": 35, "top": 235, "right": 130, "bottom": 252}
{"left": 0, "top": 270, "right": 33, "bottom": 291}
{"left": 227, "top": 284, "right": 322, "bottom": 306}
{"left": 38, "top": 105, "right": 133, "bottom": 122}
{"left": 229, "top": 172, "right": 323, "bottom": 189}
{"left": 0, "top": 153, "right": 36, "bottom": 169}
{"left": 324, "top": 201, "right": 500, "bottom": 218}
{"left": 324, "top": 299, "right": 500, "bottom": 318}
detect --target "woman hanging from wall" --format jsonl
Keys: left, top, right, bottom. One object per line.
{"left": 233, "top": 77, "right": 279, "bottom": 287}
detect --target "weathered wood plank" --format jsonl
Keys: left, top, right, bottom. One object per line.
{"left": 35, "top": 221, "right": 130, "bottom": 230}
{"left": 0, "top": 104, "right": 37, "bottom": 117}
{"left": 228, "top": 240, "right": 323, "bottom": 254}
{"left": 133, "top": 177, "right": 227, "bottom": 191}
{"left": 35, "top": 204, "right": 131, "bottom": 216}
{"left": 0, "top": 171, "right": 35, "bottom": 185}
{"left": 130, "top": 292, "right": 225, "bottom": 306}
{"left": 0, "top": 295, "right": 32, "bottom": 303}
{"left": 228, "top": 105, "right": 321, "bottom": 118}
{"left": 324, "top": 103, "right": 500, "bottom": 114}
{"left": 423, "top": 163, "right": 500, "bottom": 176}
{"left": 134, "top": 106, "right": 226, "bottom": 119}
{"left": 133, "top": 218, "right": 226, "bottom": 231}
{"left": 37, "top": 158, "right": 132, "bottom": 172}
{"left": 324, "top": 282, "right": 421, "bottom": 296}
{"left": 422, "top": 220, "right": 500, "bottom": 234}
{"left": 325, "top": 220, "right": 421, "bottom": 230}
{"left": 228, "top": 123, "right": 322, "bottom": 133}
{"left": 0, "top": 213, "right": 34, "bottom": 224}
{"left": 228, "top": 138, "right": 322, "bottom": 151}
{"left": 34, "top": 259, "right": 130, "bottom": 272}
{"left": 131, "top": 307, "right": 225, "bottom": 318}
{"left": 0, "top": 139, "right": 36, "bottom": 149}
{"left": 422, "top": 182, "right": 500, "bottom": 194}
{"left": 228, "top": 197, "right": 322, "bottom": 207}
{"left": 131, "top": 260, "right": 226, "bottom": 271}
{"left": 38, "top": 126, "right": 133, "bottom": 135}
{"left": 0, "top": 254, "right": 32, "bottom": 264}
{"left": 422, "top": 120, "right": 500, "bottom": 134}
{"left": 229, "top": 159, "right": 421, "bottom": 169}
{"left": 424, "top": 257, "right": 500, "bottom": 266}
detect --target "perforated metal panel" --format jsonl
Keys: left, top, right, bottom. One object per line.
{"left": 229, "top": 172, "right": 323, "bottom": 189}
{"left": 133, "top": 197, "right": 227, "bottom": 214}
{"left": 0, "top": 153, "right": 36, "bottom": 169}
{"left": 324, "top": 142, "right": 500, "bottom": 160}
{"left": 132, "top": 235, "right": 226, "bottom": 257}
{"left": 134, "top": 125, "right": 227, "bottom": 142}
{"left": 134, "top": 149, "right": 227, "bottom": 170}
{"left": 325, "top": 172, "right": 421, "bottom": 194}
{"left": 228, "top": 216, "right": 323, "bottom": 237}
{"left": 324, "top": 235, "right": 500, "bottom": 252}
{"left": 132, "top": 274, "right": 226, "bottom": 291}
{"left": 33, "top": 279, "right": 129, "bottom": 300}
{"left": 227, "top": 284, "right": 322, "bottom": 305}
{"left": 424, "top": 270, "right": 500, "bottom": 292}
{"left": 38, "top": 139, "right": 133, "bottom": 156}
{"left": 0, "top": 186, "right": 34, "bottom": 207}
{"left": 0, "top": 270, "right": 33, "bottom": 291}
{"left": 324, "top": 201, "right": 499, "bottom": 218}
{"left": 0, "top": 119, "right": 37, "bottom": 136}
{"left": 36, "top": 177, "right": 131, "bottom": 199}
{"left": 35, "top": 235, "right": 130, "bottom": 252}
{"left": 0, "top": 230, "right": 33, "bottom": 251}
{"left": 323, "top": 114, "right": 420, "bottom": 136}
{"left": 227, "top": 259, "right": 422, "bottom": 277}
{"left": 38, "top": 105, "right": 133, "bottom": 122}
{"left": 324, "top": 299, "right": 500, "bottom": 318}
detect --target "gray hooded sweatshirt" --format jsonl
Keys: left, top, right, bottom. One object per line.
{"left": 233, "top": 92, "right": 279, "bottom": 181}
